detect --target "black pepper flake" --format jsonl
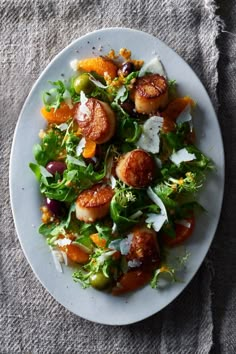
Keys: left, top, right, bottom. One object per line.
{"left": 92, "top": 46, "right": 95, "bottom": 50}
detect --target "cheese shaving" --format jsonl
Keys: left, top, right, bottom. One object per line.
{"left": 136, "top": 116, "right": 163, "bottom": 153}
{"left": 76, "top": 137, "right": 86, "bottom": 156}
{"left": 139, "top": 56, "right": 166, "bottom": 77}
{"left": 70, "top": 59, "right": 79, "bottom": 71}
{"left": 175, "top": 219, "right": 191, "bottom": 228}
{"left": 54, "top": 238, "right": 72, "bottom": 247}
{"left": 128, "top": 259, "right": 142, "bottom": 268}
{"left": 176, "top": 104, "right": 193, "bottom": 131}
{"left": 170, "top": 148, "right": 196, "bottom": 166}
{"left": 146, "top": 187, "right": 168, "bottom": 231}
{"left": 78, "top": 91, "right": 91, "bottom": 120}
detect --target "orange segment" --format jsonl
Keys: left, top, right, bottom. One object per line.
{"left": 162, "top": 96, "right": 195, "bottom": 121}
{"left": 161, "top": 96, "right": 195, "bottom": 133}
{"left": 78, "top": 57, "right": 118, "bottom": 79}
{"left": 60, "top": 243, "right": 89, "bottom": 264}
{"left": 82, "top": 140, "right": 97, "bottom": 159}
{"left": 90, "top": 233, "right": 107, "bottom": 248}
{"left": 41, "top": 102, "right": 76, "bottom": 124}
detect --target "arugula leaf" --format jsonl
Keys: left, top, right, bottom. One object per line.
{"left": 42, "top": 80, "right": 67, "bottom": 111}
{"left": 168, "top": 79, "right": 177, "bottom": 99}
{"left": 124, "top": 71, "right": 139, "bottom": 84}
{"left": 33, "top": 129, "right": 64, "bottom": 166}
{"left": 154, "top": 183, "right": 178, "bottom": 210}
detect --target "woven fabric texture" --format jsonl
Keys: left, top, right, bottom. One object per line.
{"left": 0, "top": 0, "right": 224, "bottom": 353}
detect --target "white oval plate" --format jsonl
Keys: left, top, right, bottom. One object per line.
{"left": 10, "top": 28, "right": 224, "bottom": 325}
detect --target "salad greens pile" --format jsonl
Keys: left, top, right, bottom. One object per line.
{"left": 30, "top": 53, "right": 213, "bottom": 294}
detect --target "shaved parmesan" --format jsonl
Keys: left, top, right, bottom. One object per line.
{"left": 170, "top": 148, "right": 196, "bottom": 165}
{"left": 54, "top": 238, "right": 72, "bottom": 247}
{"left": 108, "top": 238, "right": 121, "bottom": 250}
{"left": 136, "top": 116, "right": 163, "bottom": 153}
{"left": 89, "top": 75, "right": 107, "bottom": 88}
{"left": 63, "top": 90, "right": 73, "bottom": 109}
{"left": 120, "top": 234, "right": 133, "bottom": 255}
{"left": 76, "top": 137, "right": 86, "bottom": 156}
{"left": 146, "top": 187, "right": 168, "bottom": 231}
{"left": 78, "top": 91, "right": 91, "bottom": 119}
{"left": 50, "top": 248, "right": 63, "bottom": 273}
{"left": 115, "top": 85, "right": 127, "bottom": 103}
{"left": 108, "top": 234, "right": 133, "bottom": 255}
{"left": 97, "top": 250, "right": 116, "bottom": 265}
{"left": 176, "top": 104, "right": 193, "bottom": 130}
{"left": 128, "top": 259, "right": 142, "bottom": 268}
{"left": 175, "top": 219, "right": 191, "bottom": 228}
{"left": 111, "top": 223, "right": 117, "bottom": 234}
{"left": 110, "top": 176, "right": 117, "bottom": 189}
{"left": 147, "top": 187, "right": 167, "bottom": 218}
{"left": 56, "top": 123, "right": 68, "bottom": 131}
{"left": 70, "top": 59, "right": 79, "bottom": 71}
{"left": 139, "top": 57, "right": 166, "bottom": 77}
{"left": 146, "top": 213, "right": 167, "bottom": 232}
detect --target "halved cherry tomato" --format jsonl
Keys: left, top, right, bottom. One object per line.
{"left": 162, "top": 217, "right": 195, "bottom": 247}
{"left": 112, "top": 270, "right": 151, "bottom": 295}
{"left": 41, "top": 102, "right": 76, "bottom": 124}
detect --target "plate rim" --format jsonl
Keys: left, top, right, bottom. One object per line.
{"left": 9, "top": 27, "right": 225, "bottom": 325}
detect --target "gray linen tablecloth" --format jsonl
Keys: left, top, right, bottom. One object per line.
{"left": 0, "top": 0, "right": 235, "bottom": 352}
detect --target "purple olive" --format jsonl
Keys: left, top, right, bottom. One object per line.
{"left": 46, "top": 198, "right": 63, "bottom": 216}
{"left": 121, "top": 62, "right": 135, "bottom": 77}
{"left": 46, "top": 161, "right": 66, "bottom": 175}
{"left": 120, "top": 100, "right": 136, "bottom": 116}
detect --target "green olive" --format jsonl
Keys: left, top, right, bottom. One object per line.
{"left": 73, "top": 73, "right": 95, "bottom": 94}
{"left": 90, "top": 272, "right": 111, "bottom": 290}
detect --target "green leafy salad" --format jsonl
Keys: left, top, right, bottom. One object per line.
{"left": 30, "top": 50, "right": 213, "bottom": 295}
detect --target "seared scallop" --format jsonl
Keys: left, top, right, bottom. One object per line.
{"left": 75, "top": 184, "right": 114, "bottom": 223}
{"left": 133, "top": 74, "right": 168, "bottom": 114}
{"left": 127, "top": 225, "right": 160, "bottom": 267}
{"left": 116, "top": 149, "right": 156, "bottom": 188}
{"left": 74, "top": 98, "right": 116, "bottom": 144}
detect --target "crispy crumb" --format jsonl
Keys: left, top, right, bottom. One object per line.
{"left": 119, "top": 48, "right": 131, "bottom": 60}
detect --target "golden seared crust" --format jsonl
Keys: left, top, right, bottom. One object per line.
{"left": 76, "top": 184, "right": 114, "bottom": 208}
{"left": 135, "top": 74, "right": 167, "bottom": 98}
{"left": 75, "top": 184, "right": 114, "bottom": 223}
{"left": 74, "top": 98, "right": 116, "bottom": 144}
{"left": 127, "top": 226, "right": 160, "bottom": 266}
{"left": 133, "top": 74, "right": 168, "bottom": 114}
{"left": 116, "top": 149, "right": 156, "bottom": 188}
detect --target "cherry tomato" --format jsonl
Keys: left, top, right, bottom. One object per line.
{"left": 162, "top": 217, "right": 195, "bottom": 247}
